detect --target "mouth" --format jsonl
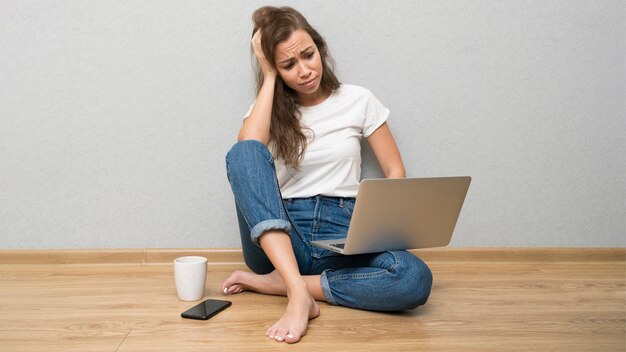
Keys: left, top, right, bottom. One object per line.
{"left": 300, "top": 77, "right": 317, "bottom": 86}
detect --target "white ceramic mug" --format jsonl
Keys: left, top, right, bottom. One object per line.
{"left": 174, "top": 256, "right": 207, "bottom": 301}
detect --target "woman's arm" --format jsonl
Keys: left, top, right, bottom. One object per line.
{"left": 238, "top": 74, "right": 275, "bottom": 145}
{"left": 366, "top": 122, "right": 406, "bottom": 178}
{"left": 238, "top": 30, "right": 275, "bottom": 145}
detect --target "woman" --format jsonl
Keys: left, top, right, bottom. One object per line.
{"left": 222, "top": 6, "right": 432, "bottom": 344}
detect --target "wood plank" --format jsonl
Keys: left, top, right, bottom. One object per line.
{"left": 0, "top": 257, "right": 624, "bottom": 351}
{"left": 1, "top": 247, "right": 624, "bottom": 265}
{"left": 411, "top": 247, "right": 626, "bottom": 262}
{"left": 0, "top": 249, "right": 144, "bottom": 265}
{"left": 144, "top": 248, "right": 244, "bottom": 265}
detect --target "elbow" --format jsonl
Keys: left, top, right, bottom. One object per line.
{"left": 237, "top": 130, "right": 270, "bottom": 146}
{"left": 384, "top": 166, "right": 406, "bottom": 179}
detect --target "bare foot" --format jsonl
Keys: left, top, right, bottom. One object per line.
{"left": 221, "top": 270, "right": 286, "bottom": 295}
{"left": 266, "top": 290, "right": 320, "bottom": 344}
{"left": 222, "top": 271, "right": 320, "bottom": 343}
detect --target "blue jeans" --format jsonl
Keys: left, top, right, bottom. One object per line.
{"left": 225, "top": 140, "right": 432, "bottom": 311}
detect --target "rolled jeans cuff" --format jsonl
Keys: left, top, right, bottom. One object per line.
{"left": 320, "top": 270, "right": 338, "bottom": 306}
{"left": 250, "top": 219, "right": 292, "bottom": 247}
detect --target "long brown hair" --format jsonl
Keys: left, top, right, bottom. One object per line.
{"left": 252, "top": 6, "right": 340, "bottom": 168}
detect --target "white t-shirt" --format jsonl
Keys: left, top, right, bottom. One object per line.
{"left": 244, "top": 84, "right": 389, "bottom": 199}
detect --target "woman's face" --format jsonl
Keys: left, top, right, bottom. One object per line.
{"left": 274, "top": 29, "right": 325, "bottom": 106}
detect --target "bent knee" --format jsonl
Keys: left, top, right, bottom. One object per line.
{"left": 393, "top": 252, "right": 433, "bottom": 310}
{"left": 225, "top": 140, "right": 274, "bottom": 179}
{"left": 226, "top": 140, "right": 271, "bottom": 163}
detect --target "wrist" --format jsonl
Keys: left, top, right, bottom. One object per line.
{"left": 263, "top": 71, "right": 277, "bottom": 81}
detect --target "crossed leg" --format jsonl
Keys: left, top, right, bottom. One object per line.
{"left": 222, "top": 269, "right": 324, "bottom": 300}
{"left": 225, "top": 230, "right": 320, "bottom": 344}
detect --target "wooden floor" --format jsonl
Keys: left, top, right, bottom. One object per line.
{"left": 0, "top": 248, "right": 624, "bottom": 351}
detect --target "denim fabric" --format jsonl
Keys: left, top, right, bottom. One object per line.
{"left": 225, "top": 140, "right": 292, "bottom": 247}
{"left": 226, "top": 140, "right": 432, "bottom": 311}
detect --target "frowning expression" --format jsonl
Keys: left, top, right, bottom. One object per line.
{"left": 274, "top": 29, "right": 324, "bottom": 106}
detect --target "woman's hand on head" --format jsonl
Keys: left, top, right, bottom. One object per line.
{"left": 252, "top": 30, "right": 277, "bottom": 79}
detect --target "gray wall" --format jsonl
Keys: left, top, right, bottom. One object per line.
{"left": 1, "top": 0, "right": 624, "bottom": 248}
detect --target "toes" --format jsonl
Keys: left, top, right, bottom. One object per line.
{"left": 221, "top": 276, "right": 236, "bottom": 294}
{"left": 285, "top": 332, "right": 301, "bottom": 344}
{"left": 267, "top": 324, "right": 291, "bottom": 342}
{"left": 273, "top": 327, "right": 289, "bottom": 342}
{"left": 266, "top": 327, "right": 302, "bottom": 343}
{"left": 223, "top": 285, "right": 243, "bottom": 295}
{"left": 266, "top": 327, "right": 277, "bottom": 339}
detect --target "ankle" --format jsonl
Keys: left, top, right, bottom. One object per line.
{"left": 286, "top": 281, "right": 309, "bottom": 297}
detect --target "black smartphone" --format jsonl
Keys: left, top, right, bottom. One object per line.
{"left": 181, "top": 299, "right": 232, "bottom": 320}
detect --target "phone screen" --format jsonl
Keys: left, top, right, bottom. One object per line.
{"left": 181, "top": 299, "right": 232, "bottom": 320}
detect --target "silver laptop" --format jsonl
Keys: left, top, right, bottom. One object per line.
{"left": 311, "top": 176, "right": 471, "bottom": 255}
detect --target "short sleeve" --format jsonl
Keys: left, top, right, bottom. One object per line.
{"left": 362, "top": 89, "right": 390, "bottom": 137}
